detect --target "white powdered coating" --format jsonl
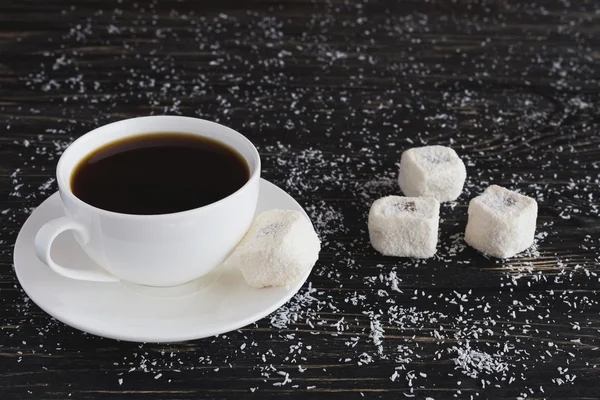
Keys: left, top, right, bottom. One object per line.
{"left": 398, "top": 145, "right": 467, "bottom": 202}
{"left": 449, "top": 341, "right": 509, "bottom": 379}
{"left": 368, "top": 196, "right": 440, "bottom": 258}
{"left": 229, "top": 210, "right": 321, "bottom": 288}
{"left": 465, "top": 185, "right": 538, "bottom": 258}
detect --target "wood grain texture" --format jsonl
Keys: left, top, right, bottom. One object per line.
{"left": 0, "top": 0, "right": 599, "bottom": 399}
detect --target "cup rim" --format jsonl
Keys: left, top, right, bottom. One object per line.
{"left": 56, "top": 115, "right": 261, "bottom": 220}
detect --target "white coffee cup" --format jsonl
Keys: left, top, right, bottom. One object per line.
{"left": 34, "top": 116, "right": 261, "bottom": 287}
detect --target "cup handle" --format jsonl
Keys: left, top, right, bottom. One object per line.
{"left": 34, "top": 217, "right": 119, "bottom": 283}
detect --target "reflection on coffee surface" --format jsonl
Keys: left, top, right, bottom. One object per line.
{"left": 71, "top": 133, "right": 250, "bottom": 215}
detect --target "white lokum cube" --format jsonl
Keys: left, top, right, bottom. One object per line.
{"left": 465, "top": 185, "right": 538, "bottom": 258}
{"left": 398, "top": 145, "right": 467, "bottom": 202}
{"left": 229, "top": 209, "right": 321, "bottom": 288}
{"left": 368, "top": 196, "right": 440, "bottom": 258}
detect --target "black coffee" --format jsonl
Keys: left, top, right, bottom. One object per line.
{"left": 71, "top": 133, "right": 250, "bottom": 215}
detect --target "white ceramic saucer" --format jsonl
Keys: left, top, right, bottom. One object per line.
{"left": 14, "top": 179, "right": 313, "bottom": 343}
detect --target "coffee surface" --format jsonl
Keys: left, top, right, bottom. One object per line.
{"left": 71, "top": 133, "right": 250, "bottom": 215}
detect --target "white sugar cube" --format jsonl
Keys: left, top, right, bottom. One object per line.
{"left": 398, "top": 145, "right": 467, "bottom": 202}
{"left": 368, "top": 196, "right": 440, "bottom": 258}
{"left": 465, "top": 185, "right": 538, "bottom": 258}
{"left": 229, "top": 209, "right": 321, "bottom": 288}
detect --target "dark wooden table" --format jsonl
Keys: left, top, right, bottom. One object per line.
{"left": 1, "top": 0, "right": 599, "bottom": 398}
